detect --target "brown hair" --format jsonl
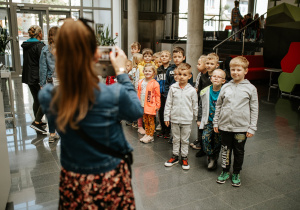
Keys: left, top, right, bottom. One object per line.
{"left": 212, "top": 69, "right": 226, "bottom": 78}
{"left": 173, "top": 46, "right": 185, "bottom": 56}
{"left": 51, "top": 18, "right": 99, "bottom": 132}
{"left": 142, "top": 48, "right": 153, "bottom": 56}
{"left": 161, "top": 50, "right": 171, "bottom": 57}
{"left": 207, "top": 53, "right": 219, "bottom": 63}
{"left": 28, "top": 25, "right": 42, "bottom": 38}
{"left": 131, "top": 41, "right": 141, "bottom": 50}
{"left": 48, "top": 26, "right": 59, "bottom": 45}
{"left": 153, "top": 52, "right": 161, "bottom": 59}
{"left": 230, "top": 56, "right": 249, "bottom": 69}
{"left": 177, "top": 63, "right": 192, "bottom": 74}
{"left": 143, "top": 63, "right": 157, "bottom": 76}
{"left": 132, "top": 53, "right": 143, "bottom": 68}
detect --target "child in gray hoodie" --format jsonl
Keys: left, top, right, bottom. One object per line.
{"left": 214, "top": 56, "right": 258, "bottom": 187}
{"left": 164, "top": 63, "right": 198, "bottom": 170}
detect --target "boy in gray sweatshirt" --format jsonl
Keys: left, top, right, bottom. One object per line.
{"left": 213, "top": 56, "right": 258, "bottom": 187}
{"left": 164, "top": 63, "right": 198, "bottom": 170}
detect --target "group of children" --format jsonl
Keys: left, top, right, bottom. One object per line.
{"left": 107, "top": 41, "right": 259, "bottom": 187}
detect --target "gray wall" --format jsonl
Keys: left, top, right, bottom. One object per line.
{"left": 0, "top": 89, "right": 11, "bottom": 209}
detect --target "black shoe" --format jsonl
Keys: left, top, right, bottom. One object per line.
{"left": 195, "top": 150, "right": 206, "bottom": 157}
{"left": 168, "top": 137, "right": 173, "bottom": 144}
{"left": 39, "top": 122, "right": 47, "bottom": 127}
{"left": 190, "top": 139, "right": 199, "bottom": 147}
{"left": 156, "top": 132, "right": 164, "bottom": 138}
{"left": 164, "top": 133, "right": 170, "bottom": 139}
{"left": 30, "top": 122, "right": 47, "bottom": 133}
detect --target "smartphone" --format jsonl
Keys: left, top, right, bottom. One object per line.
{"left": 94, "top": 46, "right": 116, "bottom": 77}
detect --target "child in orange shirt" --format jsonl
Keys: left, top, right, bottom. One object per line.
{"left": 137, "top": 63, "right": 161, "bottom": 143}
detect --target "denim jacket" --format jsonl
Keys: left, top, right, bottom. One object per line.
{"left": 39, "top": 45, "right": 55, "bottom": 87}
{"left": 39, "top": 74, "right": 144, "bottom": 174}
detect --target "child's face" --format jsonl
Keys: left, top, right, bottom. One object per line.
{"left": 131, "top": 47, "right": 140, "bottom": 55}
{"left": 210, "top": 70, "right": 225, "bottom": 86}
{"left": 173, "top": 52, "right": 185, "bottom": 66}
{"left": 144, "top": 66, "right": 155, "bottom": 79}
{"left": 197, "top": 58, "right": 206, "bottom": 72}
{"left": 161, "top": 52, "right": 171, "bottom": 65}
{"left": 155, "top": 58, "right": 162, "bottom": 67}
{"left": 177, "top": 69, "right": 192, "bottom": 86}
{"left": 230, "top": 65, "right": 248, "bottom": 83}
{"left": 206, "top": 59, "right": 219, "bottom": 73}
{"left": 174, "top": 71, "right": 179, "bottom": 82}
{"left": 143, "top": 53, "right": 153, "bottom": 63}
{"left": 126, "top": 61, "right": 132, "bottom": 72}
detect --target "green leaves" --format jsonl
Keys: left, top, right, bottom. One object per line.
{"left": 96, "top": 26, "right": 117, "bottom": 46}
{"left": 0, "top": 16, "right": 10, "bottom": 55}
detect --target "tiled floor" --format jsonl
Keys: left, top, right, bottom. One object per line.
{"left": 4, "top": 77, "right": 300, "bottom": 209}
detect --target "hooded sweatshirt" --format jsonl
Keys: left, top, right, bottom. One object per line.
{"left": 213, "top": 79, "right": 259, "bottom": 134}
{"left": 164, "top": 82, "right": 198, "bottom": 124}
{"left": 21, "top": 38, "right": 45, "bottom": 85}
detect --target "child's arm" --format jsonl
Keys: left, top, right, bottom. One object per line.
{"left": 154, "top": 82, "right": 161, "bottom": 111}
{"left": 213, "top": 89, "right": 224, "bottom": 133}
{"left": 247, "top": 87, "right": 259, "bottom": 137}
{"left": 164, "top": 86, "right": 173, "bottom": 127}
{"left": 135, "top": 69, "right": 139, "bottom": 90}
{"left": 197, "top": 96, "right": 203, "bottom": 127}
{"left": 192, "top": 89, "right": 198, "bottom": 120}
{"left": 163, "top": 69, "right": 171, "bottom": 98}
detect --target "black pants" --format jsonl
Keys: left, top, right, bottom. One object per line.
{"left": 28, "top": 84, "right": 44, "bottom": 122}
{"left": 220, "top": 130, "right": 247, "bottom": 174}
{"left": 159, "top": 96, "right": 170, "bottom": 135}
{"left": 198, "top": 128, "right": 203, "bottom": 148}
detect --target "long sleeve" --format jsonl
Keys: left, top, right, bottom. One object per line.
{"left": 192, "top": 90, "right": 198, "bottom": 118}
{"left": 197, "top": 96, "right": 203, "bottom": 121}
{"left": 39, "top": 47, "right": 47, "bottom": 87}
{"left": 163, "top": 69, "right": 171, "bottom": 98}
{"left": 247, "top": 87, "right": 259, "bottom": 134}
{"left": 154, "top": 82, "right": 161, "bottom": 110}
{"left": 164, "top": 87, "right": 173, "bottom": 121}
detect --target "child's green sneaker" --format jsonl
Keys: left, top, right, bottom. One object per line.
{"left": 216, "top": 171, "right": 230, "bottom": 184}
{"left": 231, "top": 173, "right": 241, "bottom": 187}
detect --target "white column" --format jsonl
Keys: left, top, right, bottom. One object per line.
{"left": 186, "top": 0, "right": 204, "bottom": 81}
{"left": 113, "top": 0, "right": 122, "bottom": 48}
{"left": 127, "top": 0, "right": 138, "bottom": 56}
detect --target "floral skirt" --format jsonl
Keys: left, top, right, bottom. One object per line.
{"left": 59, "top": 160, "right": 135, "bottom": 210}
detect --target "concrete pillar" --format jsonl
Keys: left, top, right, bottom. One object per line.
{"left": 248, "top": 0, "right": 255, "bottom": 16}
{"left": 127, "top": 0, "right": 138, "bottom": 56}
{"left": 172, "top": 0, "right": 180, "bottom": 39}
{"left": 186, "top": 0, "right": 204, "bottom": 81}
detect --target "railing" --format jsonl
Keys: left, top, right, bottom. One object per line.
{"left": 213, "top": 11, "right": 267, "bottom": 55}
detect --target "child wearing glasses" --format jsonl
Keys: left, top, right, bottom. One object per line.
{"left": 197, "top": 69, "right": 226, "bottom": 170}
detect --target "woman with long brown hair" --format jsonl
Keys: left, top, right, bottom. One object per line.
{"left": 39, "top": 26, "right": 59, "bottom": 142}
{"left": 38, "top": 18, "right": 143, "bottom": 208}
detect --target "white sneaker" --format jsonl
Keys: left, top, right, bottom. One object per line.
{"left": 140, "top": 135, "right": 148, "bottom": 142}
{"left": 142, "top": 135, "right": 154, "bottom": 143}
{"left": 156, "top": 124, "right": 162, "bottom": 131}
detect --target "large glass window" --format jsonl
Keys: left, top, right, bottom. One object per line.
{"left": 178, "top": 0, "right": 250, "bottom": 34}
{"left": 12, "top": 0, "right": 70, "bottom": 5}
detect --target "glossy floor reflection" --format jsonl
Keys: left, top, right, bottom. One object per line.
{"left": 5, "top": 78, "right": 300, "bottom": 210}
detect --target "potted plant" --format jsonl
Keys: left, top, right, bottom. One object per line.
{"left": 96, "top": 26, "right": 117, "bottom": 46}
{"left": 0, "top": 17, "right": 11, "bottom": 65}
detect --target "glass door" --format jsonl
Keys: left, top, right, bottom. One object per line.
{"left": 10, "top": 5, "right": 70, "bottom": 75}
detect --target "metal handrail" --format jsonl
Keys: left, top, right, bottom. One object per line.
{"left": 212, "top": 11, "right": 267, "bottom": 52}
{"left": 204, "top": 15, "right": 216, "bottom": 24}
